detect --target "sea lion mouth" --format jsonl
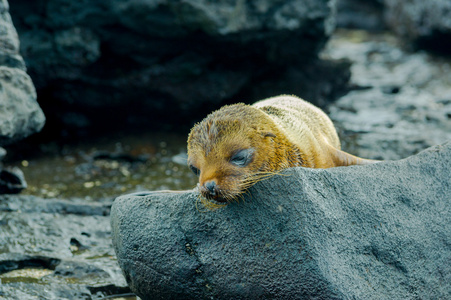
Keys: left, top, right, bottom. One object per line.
{"left": 200, "top": 178, "right": 243, "bottom": 204}
{"left": 202, "top": 188, "right": 245, "bottom": 204}
{"left": 201, "top": 190, "right": 229, "bottom": 203}
{"left": 200, "top": 185, "right": 240, "bottom": 204}
{"left": 208, "top": 196, "right": 228, "bottom": 203}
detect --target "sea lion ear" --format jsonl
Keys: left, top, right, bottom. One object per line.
{"left": 262, "top": 132, "right": 276, "bottom": 138}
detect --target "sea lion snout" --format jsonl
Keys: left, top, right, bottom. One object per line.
{"left": 201, "top": 179, "right": 228, "bottom": 202}
{"left": 204, "top": 180, "right": 217, "bottom": 196}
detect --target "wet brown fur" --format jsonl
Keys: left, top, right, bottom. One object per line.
{"left": 187, "top": 95, "right": 377, "bottom": 205}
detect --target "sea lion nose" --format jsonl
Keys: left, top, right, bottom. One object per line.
{"left": 204, "top": 181, "right": 217, "bottom": 196}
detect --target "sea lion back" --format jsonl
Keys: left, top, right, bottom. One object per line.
{"left": 255, "top": 95, "right": 341, "bottom": 164}
{"left": 252, "top": 95, "right": 341, "bottom": 149}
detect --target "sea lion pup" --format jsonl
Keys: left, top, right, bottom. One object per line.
{"left": 187, "top": 95, "right": 378, "bottom": 204}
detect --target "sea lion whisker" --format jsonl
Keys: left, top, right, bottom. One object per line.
{"left": 240, "top": 171, "right": 280, "bottom": 186}
{"left": 236, "top": 192, "right": 245, "bottom": 203}
{"left": 204, "top": 201, "right": 220, "bottom": 211}
{"left": 242, "top": 189, "right": 252, "bottom": 202}
{"left": 248, "top": 171, "right": 282, "bottom": 179}
{"left": 196, "top": 195, "right": 212, "bottom": 213}
{"left": 196, "top": 193, "right": 226, "bottom": 211}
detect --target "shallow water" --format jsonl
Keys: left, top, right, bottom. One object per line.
{"left": 1, "top": 132, "right": 198, "bottom": 299}
{"left": 10, "top": 132, "right": 198, "bottom": 200}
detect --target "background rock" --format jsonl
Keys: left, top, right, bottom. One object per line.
{"left": 336, "top": 0, "right": 385, "bottom": 31}
{"left": 322, "top": 31, "right": 451, "bottom": 160}
{"left": 0, "top": 0, "right": 45, "bottom": 146}
{"left": 0, "top": 195, "right": 130, "bottom": 299}
{"left": 0, "top": 147, "right": 5, "bottom": 160}
{"left": 111, "top": 142, "right": 451, "bottom": 300}
{"left": 336, "top": 0, "right": 451, "bottom": 55}
{"left": 384, "top": 0, "right": 451, "bottom": 54}
{"left": 8, "top": 0, "right": 346, "bottom": 138}
{"left": 0, "top": 166, "right": 27, "bottom": 194}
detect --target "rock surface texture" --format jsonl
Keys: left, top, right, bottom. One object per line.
{"left": 111, "top": 142, "right": 451, "bottom": 300}
{"left": 384, "top": 0, "right": 451, "bottom": 53}
{"left": 0, "top": 196, "right": 130, "bottom": 299}
{"left": 322, "top": 31, "right": 451, "bottom": 160}
{"left": 0, "top": 0, "right": 45, "bottom": 146}
{"left": 8, "top": 0, "right": 347, "bottom": 136}
{"left": 336, "top": 0, "right": 385, "bottom": 31}
{"left": 336, "top": 0, "right": 451, "bottom": 55}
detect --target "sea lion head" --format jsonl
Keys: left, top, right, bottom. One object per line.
{"left": 187, "top": 104, "right": 280, "bottom": 204}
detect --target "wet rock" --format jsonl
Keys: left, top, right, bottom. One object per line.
{"left": 111, "top": 142, "right": 451, "bottom": 300}
{"left": 0, "top": 147, "right": 5, "bottom": 160}
{"left": 337, "top": 1, "right": 451, "bottom": 55}
{"left": 0, "top": 166, "right": 27, "bottom": 194}
{"left": 0, "top": 195, "right": 130, "bottom": 299}
{"left": 322, "top": 30, "right": 451, "bottom": 160}
{"left": 336, "top": 0, "right": 385, "bottom": 31}
{"left": 240, "top": 58, "right": 351, "bottom": 109}
{"left": 384, "top": 0, "right": 451, "bottom": 54}
{"left": 0, "top": 0, "right": 45, "bottom": 146}
{"left": 8, "top": 0, "right": 344, "bottom": 137}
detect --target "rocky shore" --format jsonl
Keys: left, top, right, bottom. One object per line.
{"left": 0, "top": 195, "right": 130, "bottom": 299}
{"left": 324, "top": 30, "right": 451, "bottom": 160}
{"left": 1, "top": 0, "right": 450, "bottom": 299}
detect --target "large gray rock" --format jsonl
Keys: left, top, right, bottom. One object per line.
{"left": 0, "top": 0, "right": 45, "bottom": 146}
{"left": 111, "top": 142, "right": 451, "bottom": 299}
{"left": 8, "top": 0, "right": 346, "bottom": 137}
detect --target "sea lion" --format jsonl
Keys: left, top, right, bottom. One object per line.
{"left": 187, "top": 95, "right": 377, "bottom": 204}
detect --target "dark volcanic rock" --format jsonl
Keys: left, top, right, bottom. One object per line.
{"left": 384, "top": 0, "right": 451, "bottom": 54}
{"left": 111, "top": 142, "right": 451, "bottom": 299}
{"left": 0, "top": 147, "right": 5, "bottom": 160}
{"left": 336, "top": 0, "right": 385, "bottom": 31}
{"left": 322, "top": 31, "right": 451, "bottom": 160}
{"left": 0, "top": 166, "right": 27, "bottom": 194}
{"left": 337, "top": 0, "right": 451, "bottom": 55}
{"left": 0, "top": 195, "right": 130, "bottom": 299}
{"left": 0, "top": 0, "right": 45, "bottom": 146}
{"left": 8, "top": 0, "right": 347, "bottom": 137}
